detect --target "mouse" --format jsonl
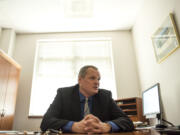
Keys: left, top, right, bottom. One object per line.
{"left": 155, "top": 124, "right": 167, "bottom": 129}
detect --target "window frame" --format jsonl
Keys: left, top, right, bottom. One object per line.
{"left": 28, "top": 38, "right": 117, "bottom": 117}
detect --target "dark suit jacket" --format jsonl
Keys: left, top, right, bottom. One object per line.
{"left": 40, "top": 84, "right": 134, "bottom": 132}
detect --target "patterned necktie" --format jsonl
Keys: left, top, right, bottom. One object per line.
{"left": 84, "top": 98, "right": 90, "bottom": 117}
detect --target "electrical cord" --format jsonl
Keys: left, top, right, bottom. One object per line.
{"left": 162, "top": 118, "right": 175, "bottom": 127}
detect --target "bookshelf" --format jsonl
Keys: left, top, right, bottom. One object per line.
{"left": 115, "top": 97, "right": 145, "bottom": 122}
{"left": 0, "top": 50, "right": 21, "bottom": 130}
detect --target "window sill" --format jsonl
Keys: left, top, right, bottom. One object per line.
{"left": 28, "top": 115, "right": 43, "bottom": 119}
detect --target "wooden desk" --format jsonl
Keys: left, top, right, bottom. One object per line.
{"left": 61, "top": 130, "right": 159, "bottom": 135}
{"left": 0, "top": 130, "right": 160, "bottom": 135}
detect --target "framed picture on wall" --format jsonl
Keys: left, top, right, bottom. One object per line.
{"left": 152, "top": 13, "right": 180, "bottom": 63}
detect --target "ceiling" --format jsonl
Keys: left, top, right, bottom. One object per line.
{"left": 0, "top": 0, "right": 144, "bottom": 33}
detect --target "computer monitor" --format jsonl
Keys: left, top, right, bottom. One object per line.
{"left": 142, "top": 83, "right": 161, "bottom": 120}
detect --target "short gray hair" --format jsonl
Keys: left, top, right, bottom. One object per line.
{"left": 78, "top": 65, "right": 98, "bottom": 78}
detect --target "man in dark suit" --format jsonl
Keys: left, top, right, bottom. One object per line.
{"left": 40, "top": 65, "right": 134, "bottom": 133}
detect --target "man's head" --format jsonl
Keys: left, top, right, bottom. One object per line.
{"left": 78, "top": 65, "right": 100, "bottom": 97}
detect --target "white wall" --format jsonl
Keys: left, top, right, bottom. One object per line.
{"left": 0, "top": 27, "right": 1, "bottom": 47}
{"left": 0, "top": 27, "right": 2, "bottom": 37}
{"left": 0, "top": 28, "right": 16, "bottom": 56}
{"left": 132, "top": 0, "right": 180, "bottom": 125}
{"left": 13, "top": 31, "right": 140, "bottom": 130}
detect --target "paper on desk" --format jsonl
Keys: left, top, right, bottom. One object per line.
{"left": 0, "top": 131, "right": 35, "bottom": 135}
{"left": 0, "top": 131, "right": 19, "bottom": 134}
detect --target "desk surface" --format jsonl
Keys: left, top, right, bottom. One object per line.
{"left": 0, "top": 129, "right": 160, "bottom": 135}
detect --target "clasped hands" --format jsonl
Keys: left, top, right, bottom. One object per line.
{"left": 72, "top": 114, "right": 111, "bottom": 134}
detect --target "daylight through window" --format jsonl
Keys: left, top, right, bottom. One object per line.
{"left": 29, "top": 38, "right": 117, "bottom": 116}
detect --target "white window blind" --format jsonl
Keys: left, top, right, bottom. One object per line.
{"left": 29, "top": 38, "right": 117, "bottom": 116}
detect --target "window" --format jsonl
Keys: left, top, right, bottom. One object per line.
{"left": 29, "top": 38, "right": 117, "bottom": 116}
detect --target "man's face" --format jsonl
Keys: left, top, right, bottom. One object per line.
{"left": 79, "top": 68, "right": 100, "bottom": 97}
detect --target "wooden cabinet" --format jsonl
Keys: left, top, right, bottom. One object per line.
{"left": 115, "top": 97, "right": 145, "bottom": 122}
{"left": 0, "top": 50, "right": 21, "bottom": 130}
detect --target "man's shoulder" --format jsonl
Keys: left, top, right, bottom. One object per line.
{"left": 57, "top": 84, "right": 79, "bottom": 93}
{"left": 94, "top": 89, "right": 113, "bottom": 102}
{"left": 98, "top": 88, "right": 112, "bottom": 96}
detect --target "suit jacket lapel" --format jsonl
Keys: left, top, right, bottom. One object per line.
{"left": 71, "top": 85, "right": 81, "bottom": 121}
{"left": 92, "top": 94, "right": 103, "bottom": 120}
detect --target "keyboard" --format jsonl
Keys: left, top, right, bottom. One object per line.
{"left": 156, "top": 128, "right": 180, "bottom": 135}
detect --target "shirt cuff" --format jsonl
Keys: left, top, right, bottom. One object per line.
{"left": 107, "top": 121, "right": 120, "bottom": 132}
{"left": 62, "top": 121, "right": 74, "bottom": 132}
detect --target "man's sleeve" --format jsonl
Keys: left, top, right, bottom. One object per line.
{"left": 107, "top": 121, "right": 120, "bottom": 132}
{"left": 40, "top": 89, "right": 69, "bottom": 131}
{"left": 109, "top": 92, "right": 134, "bottom": 131}
{"left": 62, "top": 121, "right": 74, "bottom": 132}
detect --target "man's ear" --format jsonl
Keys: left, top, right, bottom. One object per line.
{"left": 78, "top": 77, "right": 81, "bottom": 84}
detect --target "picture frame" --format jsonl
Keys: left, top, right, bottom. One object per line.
{"left": 152, "top": 13, "right": 180, "bottom": 63}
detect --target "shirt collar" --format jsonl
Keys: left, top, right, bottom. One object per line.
{"left": 79, "top": 91, "right": 93, "bottom": 102}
